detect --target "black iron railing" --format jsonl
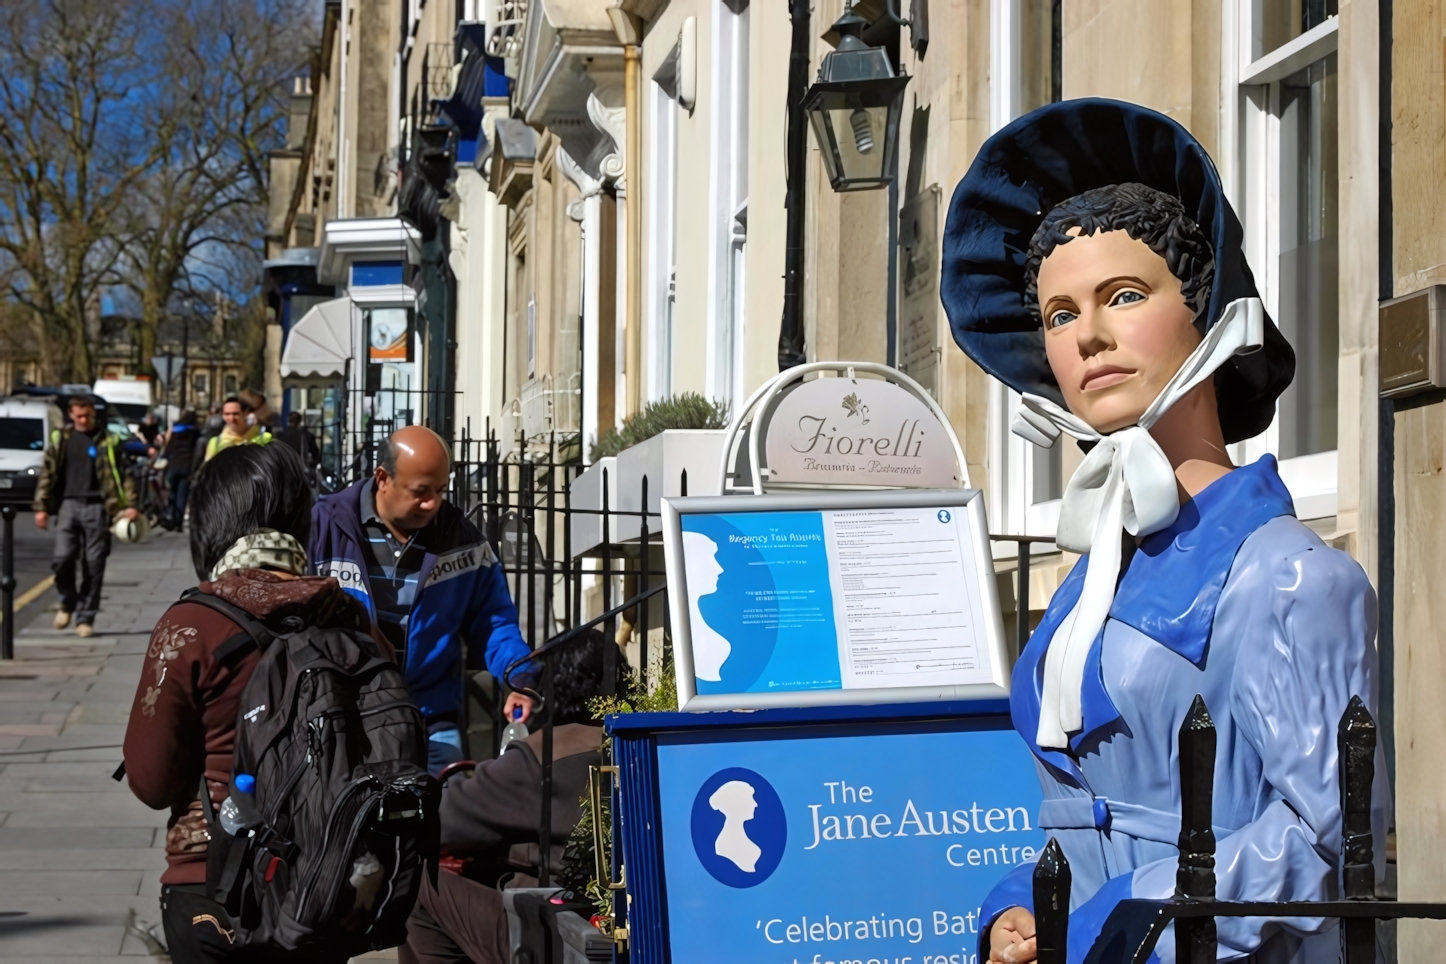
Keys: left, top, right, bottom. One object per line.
{"left": 1027, "top": 695, "right": 1446, "bottom": 964}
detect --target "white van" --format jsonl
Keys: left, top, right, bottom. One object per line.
{"left": 92, "top": 378, "right": 154, "bottom": 430}
{"left": 0, "top": 397, "right": 63, "bottom": 506}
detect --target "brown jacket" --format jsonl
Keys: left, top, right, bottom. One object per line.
{"left": 123, "top": 569, "right": 371, "bottom": 885}
{"left": 439, "top": 724, "right": 604, "bottom": 881}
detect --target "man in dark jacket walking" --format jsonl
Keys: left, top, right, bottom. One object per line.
{"left": 33, "top": 396, "right": 139, "bottom": 636}
{"left": 310, "top": 426, "right": 534, "bottom": 775}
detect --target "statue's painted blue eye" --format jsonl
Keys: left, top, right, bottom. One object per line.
{"left": 1112, "top": 290, "right": 1146, "bottom": 306}
{"left": 1049, "top": 310, "right": 1077, "bottom": 329}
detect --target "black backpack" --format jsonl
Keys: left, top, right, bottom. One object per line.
{"left": 182, "top": 591, "right": 440, "bottom": 956}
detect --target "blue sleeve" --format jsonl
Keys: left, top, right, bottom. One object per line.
{"left": 977, "top": 861, "right": 1035, "bottom": 962}
{"left": 1130, "top": 540, "right": 1384, "bottom": 959}
{"left": 470, "top": 560, "right": 537, "bottom": 690}
{"left": 979, "top": 860, "right": 1158, "bottom": 964}
{"left": 308, "top": 502, "right": 326, "bottom": 572}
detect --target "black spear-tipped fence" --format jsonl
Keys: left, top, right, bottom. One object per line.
{"left": 1021, "top": 695, "right": 1446, "bottom": 964}
{"left": 436, "top": 424, "right": 673, "bottom": 761}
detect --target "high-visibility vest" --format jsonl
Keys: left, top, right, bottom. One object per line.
{"left": 49, "top": 428, "right": 129, "bottom": 510}
{"left": 204, "top": 427, "right": 273, "bottom": 462}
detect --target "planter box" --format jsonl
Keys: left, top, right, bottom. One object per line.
{"left": 569, "top": 431, "right": 728, "bottom": 551}
{"left": 568, "top": 456, "right": 617, "bottom": 555}
{"left": 614, "top": 430, "right": 727, "bottom": 542}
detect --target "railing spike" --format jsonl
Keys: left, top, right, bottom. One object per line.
{"left": 1033, "top": 838, "right": 1070, "bottom": 964}
{"left": 1338, "top": 695, "right": 1377, "bottom": 963}
{"left": 1176, "top": 694, "right": 1217, "bottom": 963}
{"left": 1338, "top": 694, "right": 1377, "bottom": 899}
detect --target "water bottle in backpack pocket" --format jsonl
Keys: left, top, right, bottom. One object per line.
{"left": 185, "top": 592, "right": 439, "bottom": 957}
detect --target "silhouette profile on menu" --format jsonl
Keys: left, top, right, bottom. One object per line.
{"left": 708, "top": 780, "right": 762, "bottom": 873}
{"left": 683, "top": 530, "right": 732, "bottom": 681}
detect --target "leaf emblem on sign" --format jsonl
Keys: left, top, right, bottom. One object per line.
{"left": 841, "top": 392, "right": 870, "bottom": 424}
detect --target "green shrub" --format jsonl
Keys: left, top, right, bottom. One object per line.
{"left": 556, "top": 662, "right": 676, "bottom": 924}
{"left": 589, "top": 393, "right": 730, "bottom": 461}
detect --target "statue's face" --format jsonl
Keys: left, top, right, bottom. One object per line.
{"left": 1037, "top": 228, "right": 1201, "bottom": 433}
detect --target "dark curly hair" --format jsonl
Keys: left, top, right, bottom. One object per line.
{"left": 1023, "top": 182, "right": 1215, "bottom": 327}
{"left": 188, "top": 442, "right": 313, "bottom": 580}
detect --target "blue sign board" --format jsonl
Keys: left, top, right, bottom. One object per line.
{"left": 653, "top": 720, "right": 1043, "bottom": 964}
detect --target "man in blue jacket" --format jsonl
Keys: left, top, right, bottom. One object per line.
{"left": 311, "top": 425, "right": 534, "bottom": 774}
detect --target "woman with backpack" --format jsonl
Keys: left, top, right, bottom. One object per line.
{"left": 122, "top": 443, "right": 378, "bottom": 962}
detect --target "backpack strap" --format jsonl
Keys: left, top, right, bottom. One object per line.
{"left": 176, "top": 588, "right": 276, "bottom": 667}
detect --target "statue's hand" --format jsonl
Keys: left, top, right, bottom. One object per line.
{"left": 989, "top": 906, "right": 1038, "bottom": 963}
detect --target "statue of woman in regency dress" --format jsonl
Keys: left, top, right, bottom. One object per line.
{"left": 940, "top": 99, "right": 1389, "bottom": 964}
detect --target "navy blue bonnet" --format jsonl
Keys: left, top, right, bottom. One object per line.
{"left": 939, "top": 98, "right": 1294, "bottom": 444}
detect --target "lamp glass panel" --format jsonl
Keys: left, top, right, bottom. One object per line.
{"left": 824, "top": 104, "right": 890, "bottom": 182}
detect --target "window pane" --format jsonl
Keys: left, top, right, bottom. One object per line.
{"left": 1019, "top": 0, "right": 1062, "bottom": 112}
{"left": 1276, "top": 53, "right": 1338, "bottom": 459}
{"left": 1032, "top": 439, "right": 1062, "bottom": 504}
{"left": 1259, "top": 0, "right": 1337, "bottom": 58}
{"left": 0, "top": 418, "right": 43, "bottom": 451}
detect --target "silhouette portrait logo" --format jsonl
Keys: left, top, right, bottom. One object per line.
{"left": 680, "top": 516, "right": 780, "bottom": 693}
{"left": 690, "top": 768, "right": 787, "bottom": 888}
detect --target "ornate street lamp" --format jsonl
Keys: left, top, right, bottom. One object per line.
{"left": 802, "top": 5, "right": 909, "bottom": 193}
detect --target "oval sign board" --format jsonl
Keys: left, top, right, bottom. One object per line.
{"left": 763, "top": 377, "right": 961, "bottom": 487}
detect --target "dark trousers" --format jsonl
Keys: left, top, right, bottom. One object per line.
{"left": 52, "top": 498, "right": 109, "bottom": 625}
{"left": 165, "top": 468, "right": 192, "bottom": 527}
{"left": 399, "top": 870, "right": 510, "bottom": 964}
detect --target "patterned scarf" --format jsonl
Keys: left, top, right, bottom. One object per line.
{"left": 210, "top": 529, "right": 308, "bottom": 581}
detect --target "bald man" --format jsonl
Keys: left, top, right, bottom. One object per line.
{"left": 310, "top": 426, "right": 535, "bottom": 775}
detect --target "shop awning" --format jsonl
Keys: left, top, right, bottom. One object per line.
{"left": 281, "top": 298, "right": 352, "bottom": 380}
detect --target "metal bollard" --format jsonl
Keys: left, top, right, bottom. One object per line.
{"left": 0, "top": 505, "right": 13, "bottom": 661}
{"left": 1176, "top": 694, "right": 1217, "bottom": 963}
{"left": 1033, "top": 838, "right": 1070, "bottom": 964}
{"left": 1338, "top": 695, "right": 1377, "bottom": 963}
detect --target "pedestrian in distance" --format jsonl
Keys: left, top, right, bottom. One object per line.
{"left": 239, "top": 387, "right": 276, "bottom": 432}
{"left": 310, "top": 425, "right": 536, "bottom": 777}
{"left": 32, "top": 395, "right": 139, "bottom": 638}
{"left": 159, "top": 410, "right": 202, "bottom": 529}
{"left": 203, "top": 395, "right": 272, "bottom": 463}
{"left": 121, "top": 442, "right": 372, "bottom": 963}
{"left": 275, "top": 411, "right": 321, "bottom": 471}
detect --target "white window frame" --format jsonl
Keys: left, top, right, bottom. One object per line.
{"left": 707, "top": 0, "right": 749, "bottom": 408}
{"left": 987, "top": 0, "right": 1062, "bottom": 544}
{"left": 646, "top": 56, "right": 680, "bottom": 402}
{"left": 1223, "top": 3, "right": 1340, "bottom": 521}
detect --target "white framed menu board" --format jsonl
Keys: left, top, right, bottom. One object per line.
{"left": 661, "top": 489, "right": 1010, "bottom": 711}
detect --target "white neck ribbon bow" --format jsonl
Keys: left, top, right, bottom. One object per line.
{"left": 1013, "top": 297, "right": 1265, "bottom": 750}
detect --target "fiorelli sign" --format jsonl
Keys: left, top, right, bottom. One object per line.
{"left": 764, "top": 376, "right": 962, "bottom": 488}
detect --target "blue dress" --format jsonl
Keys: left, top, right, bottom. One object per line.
{"left": 978, "top": 456, "right": 1389, "bottom": 963}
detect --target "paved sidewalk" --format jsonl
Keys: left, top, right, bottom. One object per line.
{"left": 0, "top": 529, "right": 189, "bottom": 962}
{"left": 0, "top": 530, "right": 403, "bottom": 963}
